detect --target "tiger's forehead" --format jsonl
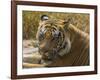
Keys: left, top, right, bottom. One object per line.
{"left": 42, "top": 20, "right": 58, "bottom": 25}
{"left": 40, "top": 19, "right": 64, "bottom": 28}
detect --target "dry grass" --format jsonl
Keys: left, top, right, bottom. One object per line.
{"left": 23, "top": 11, "right": 89, "bottom": 40}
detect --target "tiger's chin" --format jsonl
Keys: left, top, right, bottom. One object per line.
{"left": 40, "top": 59, "right": 52, "bottom": 66}
{"left": 40, "top": 40, "right": 71, "bottom": 66}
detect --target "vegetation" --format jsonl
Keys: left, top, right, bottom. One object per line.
{"left": 23, "top": 11, "right": 89, "bottom": 39}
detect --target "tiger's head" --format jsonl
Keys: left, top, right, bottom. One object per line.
{"left": 36, "top": 15, "right": 71, "bottom": 65}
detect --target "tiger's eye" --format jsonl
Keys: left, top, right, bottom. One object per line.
{"left": 39, "top": 32, "right": 44, "bottom": 41}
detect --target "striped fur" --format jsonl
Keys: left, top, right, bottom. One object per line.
{"left": 36, "top": 16, "right": 89, "bottom": 67}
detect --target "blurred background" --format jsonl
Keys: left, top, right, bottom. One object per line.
{"left": 23, "top": 11, "right": 89, "bottom": 39}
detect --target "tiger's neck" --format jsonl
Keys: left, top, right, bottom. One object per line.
{"left": 46, "top": 24, "right": 89, "bottom": 67}
{"left": 67, "top": 24, "right": 89, "bottom": 43}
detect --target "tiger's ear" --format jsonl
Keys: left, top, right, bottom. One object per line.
{"left": 63, "top": 18, "right": 71, "bottom": 25}
{"left": 61, "top": 18, "right": 71, "bottom": 30}
{"left": 41, "top": 15, "right": 49, "bottom": 21}
{"left": 58, "top": 18, "right": 71, "bottom": 25}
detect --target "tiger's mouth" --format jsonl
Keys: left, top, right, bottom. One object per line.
{"left": 39, "top": 41, "right": 69, "bottom": 64}
{"left": 40, "top": 52, "right": 54, "bottom": 65}
{"left": 40, "top": 59, "right": 52, "bottom": 65}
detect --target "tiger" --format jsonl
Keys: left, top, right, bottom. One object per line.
{"left": 36, "top": 15, "right": 89, "bottom": 67}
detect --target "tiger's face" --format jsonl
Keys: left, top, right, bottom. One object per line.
{"left": 36, "top": 15, "right": 71, "bottom": 65}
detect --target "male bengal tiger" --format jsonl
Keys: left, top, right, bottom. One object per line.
{"left": 23, "top": 15, "right": 89, "bottom": 68}
{"left": 36, "top": 15, "right": 89, "bottom": 67}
